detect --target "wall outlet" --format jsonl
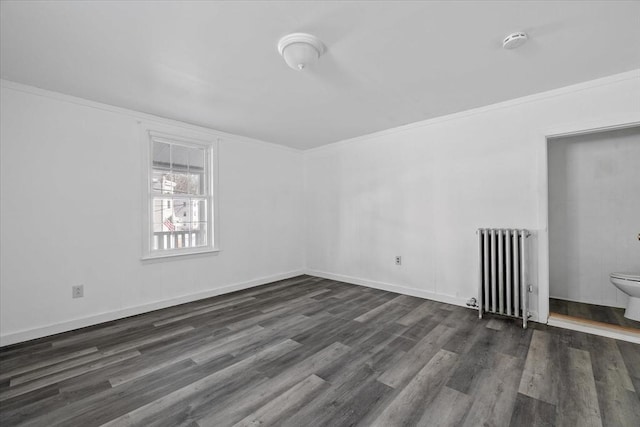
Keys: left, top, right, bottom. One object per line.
{"left": 72, "top": 285, "right": 84, "bottom": 299}
{"left": 395, "top": 256, "right": 402, "bottom": 265}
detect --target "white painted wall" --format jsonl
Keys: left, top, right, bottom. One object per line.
{"left": 2, "top": 72, "right": 639, "bottom": 346}
{"left": 548, "top": 127, "right": 640, "bottom": 307}
{"left": 0, "top": 83, "right": 305, "bottom": 345}
{"left": 304, "top": 72, "right": 640, "bottom": 321}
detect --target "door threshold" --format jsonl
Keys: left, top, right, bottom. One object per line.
{"left": 548, "top": 312, "right": 640, "bottom": 344}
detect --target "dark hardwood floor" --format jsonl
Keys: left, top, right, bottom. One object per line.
{"left": 1, "top": 275, "right": 639, "bottom": 426}
{"left": 550, "top": 297, "right": 640, "bottom": 329}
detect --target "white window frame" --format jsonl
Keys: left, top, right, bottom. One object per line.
{"left": 141, "top": 128, "right": 219, "bottom": 260}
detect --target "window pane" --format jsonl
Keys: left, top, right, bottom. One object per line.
{"left": 188, "top": 147, "right": 205, "bottom": 171}
{"left": 168, "top": 172, "right": 196, "bottom": 195}
{"left": 171, "top": 197, "right": 191, "bottom": 230}
{"left": 153, "top": 141, "right": 170, "bottom": 168}
{"left": 152, "top": 170, "right": 177, "bottom": 193}
{"left": 152, "top": 198, "right": 176, "bottom": 232}
{"left": 171, "top": 145, "right": 189, "bottom": 170}
{"left": 189, "top": 173, "right": 203, "bottom": 195}
{"left": 152, "top": 198, "right": 206, "bottom": 233}
{"left": 153, "top": 171, "right": 203, "bottom": 195}
{"left": 151, "top": 170, "right": 162, "bottom": 192}
{"left": 191, "top": 222, "right": 208, "bottom": 247}
{"left": 191, "top": 199, "right": 207, "bottom": 224}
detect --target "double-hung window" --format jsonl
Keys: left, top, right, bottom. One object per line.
{"left": 143, "top": 130, "right": 217, "bottom": 258}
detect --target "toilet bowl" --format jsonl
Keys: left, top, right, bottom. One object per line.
{"left": 610, "top": 273, "right": 640, "bottom": 321}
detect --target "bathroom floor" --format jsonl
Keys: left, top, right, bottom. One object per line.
{"left": 550, "top": 298, "right": 640, "bottom": 329}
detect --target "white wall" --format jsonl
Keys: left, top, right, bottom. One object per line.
{"left": 0, "top": 83, "right": 305, "bottom": 345}
{"left": 304, "top": 72, "right": 640, "bottom": 320}
{"left": 548, "top": 127, "right": 640, "bottom": 307}
{"left": 2, "top": 72, "right": 639, "bottom": 346}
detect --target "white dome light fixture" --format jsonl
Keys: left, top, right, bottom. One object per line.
{"left": 277, "top": 33, "right": 325, "bottom": 71}
{"left": 503, "top": 32, "right": 528, "bottom": 49}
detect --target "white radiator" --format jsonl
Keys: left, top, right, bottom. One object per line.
{"left": 477, "top": 228, "right": 531, "bottom": 328}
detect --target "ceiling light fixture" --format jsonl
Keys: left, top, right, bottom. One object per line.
{"left": 277, "top": 33, "right": 325, "bottom": 71}
{"left": 503, "top": 32, "right": 528, "bottom": 49}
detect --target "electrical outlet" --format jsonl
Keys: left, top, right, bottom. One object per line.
{"left": 72, "top": 285, "right": 84, "bottom": 299}
{"left": 395, "top": 256, "right": 402, "bottom": 265}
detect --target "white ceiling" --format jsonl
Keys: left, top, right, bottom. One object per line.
{"left": 2, "top": 1, "right": 639, "bottom": 149}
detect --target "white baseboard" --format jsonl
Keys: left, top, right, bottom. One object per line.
{"left": 548, "top": 314, "right": 640, "bottom": 344}
{"left": 305, "top": 269, "right": 470, "bottom": 308}
{"left": 0, "top": 270, "right": 305, "bottom": 347}
{"left": 306, "top": 269, "right": 539, "bottom": 323}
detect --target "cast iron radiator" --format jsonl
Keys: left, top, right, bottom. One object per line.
{"left": 477, "top": 228, "right": 531, "bottom": 328}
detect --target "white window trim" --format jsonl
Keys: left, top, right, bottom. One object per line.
{"left": 141, "top": 126, "right": 220, "bottom": 260}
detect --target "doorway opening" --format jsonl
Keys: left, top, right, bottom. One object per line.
{"left": 547, "top": 126, "right": 640, "bottom": 331}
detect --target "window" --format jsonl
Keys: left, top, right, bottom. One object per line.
{"left": 143, "top": 130, "right": 217, "bottom": 259}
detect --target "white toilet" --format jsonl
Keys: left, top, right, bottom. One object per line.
{"left": 610, "top": 273, "right": 640, "bottom": 321}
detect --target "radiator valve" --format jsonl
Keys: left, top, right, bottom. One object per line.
{"left": 466, "top": 297, "right": 478, "bottom": 308}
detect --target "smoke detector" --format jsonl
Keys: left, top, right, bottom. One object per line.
{"left": 503, "top": 32, "right": 528, "bottom": 49}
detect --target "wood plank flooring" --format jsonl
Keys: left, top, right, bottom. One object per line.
{"left": 550, "top": 297, "right": 640, "bottom": 329}
{"left": 1, "top": 275, "right": 639, "bottom": 426}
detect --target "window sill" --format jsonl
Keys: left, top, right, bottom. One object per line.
{"left": 142, "top": 247, "right": 220, "bottom": 261}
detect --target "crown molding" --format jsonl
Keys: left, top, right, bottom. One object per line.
{"left": 0, "top": 79, "right": 302, "bottom": 154}
{"left": 3, "top": 68, "right": 638, "bottom": 154}
{"left": 305, "top": 69, "right": 640, "bottom": 155}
